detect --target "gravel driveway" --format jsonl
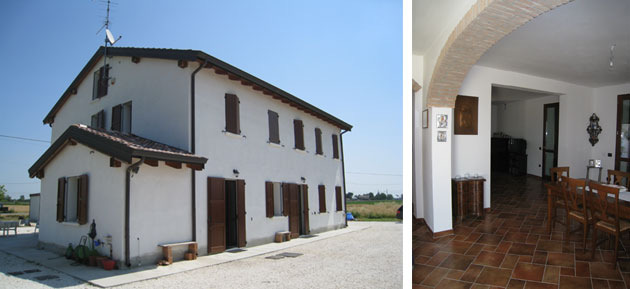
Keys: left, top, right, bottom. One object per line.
{"left": 0, "top": 221, "right": 401, "bottom": 289}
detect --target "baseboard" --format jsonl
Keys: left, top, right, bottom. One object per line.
{"left": 484, "top": 207, "right": 491, "bottom": 213}
{"left": 527, "top": 174, "right": 543, "bottom": 180}
{"left": 424, "top": 223, "right": 454, "bottom": 238}
{"left": 414, "top": 217, "right": 426, "bottom": 226}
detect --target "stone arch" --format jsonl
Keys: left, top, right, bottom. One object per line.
{"left": 426, "top": 0, "right": 573, "bottom": 108}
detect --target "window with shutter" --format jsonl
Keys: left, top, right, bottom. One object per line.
{"left": 318, "top": 185, "right": 326, "bottom": 213}
{"left": 111, "top": 105, "right": 122, "bottom": 131}
{"left": 293, "top": 119, "right": 304, "bottom": 150}
{"left": 332, "top": 134, "right": 339, "bottom": 159}
{"left": 268, "top": 110, "right": 280, "bottom": 144}
{"left": 56, "top": 177, "right": 66, "bottom": 222}
{"left": 225, "top": 93, "right": 240, "bottom": 134}
{"left": 58, "top": 175, "right": 88, "bottom": 224}
{"left": 112, "top": 102, "right": 132, "bottom": 133}
{"left": 282, "top": 183, "right": 290, "bottom": 216}
{"left": 77, "top": 175, "right": 89, "bottom": 225}
{"left": 265, "top": 182, "right": 274, "bottom": 218}
{"left": 90, "top": 110, "right": 105, "bottom": 129}
{"left": 92, "top": 65, "right": 109, "bottom": 99}
{"left": 315, "top": 128, "right": 323, "bottom": 155}
{"left": 335, "top": 186, "right": 343, "bottom": 211}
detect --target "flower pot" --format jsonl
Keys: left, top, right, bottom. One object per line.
{"left": 88, "top": 256, "right": 98, "bottom": 267}
{"left": 95, "top": 256, "right": 107, "bottom": 268}
{"left": 102, "top": 259, "right": 115, "bottom": 271}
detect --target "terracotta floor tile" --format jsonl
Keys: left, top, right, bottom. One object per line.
{"left": 507, "top": 279, "right": 526, "bottom": 289}
{"left": 466, "top": 232, "right": 483, "bottom": 243}
{"left": 422, "top": 267, "right": 449, "bottom": 287}
{"left": 502, "top": 254, "right": 520, "bottom": 269}
{"left": 461, "top": 264, "right": 484, "bottom": 282}
{"left": 439, "top": 254, "right": 476, "bottom": 270}
{"left": 512, "top": 262, "right": 546, "bottom": 282}
{"left": 447, "top": 269, "right": 466, "bottom": 280}
{"left": 510, "top": 243, "right": 537, "bottom": 256}
{"left": 527, "top": 234, "right": 541, "bottom": 245}
{"left": 543, "top": 266, "right": 560, "bottom": 284}
{"left": 478, "top": 234, "right": 504, "bottom": 246}
{"left": 475, "top": 267, "right": 513, "bottom": 287}
{"left": 558, "top": 276, "right": 591, "bottom": 289}
{"left": 474, "top": 251, "right": 506, "bottom": 267}
{"left": 520, "top": 255, "right": 534, "bottom": 263}
{"left": 560, "top": 267, "right": 575, "bottom": 276}
{"left": 412, "top": 285, "right": 434, "bottom": 289}
{"left": 617, "top": 259, "right": 630, "bottom": 272}
{"left": 547, "top": 252, "right": 575, "bottom": 267}
{"left": 607, "top": 280, "right": 624, "bottom": 289}
{"left": 533, "top": 251, "right": 548, "bottom": 264}
{"left": 413, "top": 264, "right": 435, "bottom": 284}
{"left": 467, "top": 244, "right": 485, "bottom": 256}
{"left": 415, "top": 243, "right": 442, "bottom": 257}
{"left": 427, "top": 251, "right": 451, "bottom": 266}
{"left": 505, "top": 232, "right": 530, "bottom": 242}
{"left": 415, "top": 255, "right": 430, "bottom": 265}
{"left": 497, "top": 241, "right": 513, "bottom": 254}
{"left": 471, "top": 284, "right": 490, "bottom": 289}
{"left": 575, "top": 262, "right": 590, "bottom": 277}
{"left": 435, "top": 278, "right": 473, "bottom": 289}
{"left": 590, "top": 279, "right": 609, "bottom": 289}
{"left": 443, "top": 240, "right": 474, "bottom": 254}
{"left": 590, "top": 262, "right": 623, "bottom": 280}
{"left": 537, "top": 240, "right": 564, "bottom": 253}
{"left": 524, "top": 281, "right": 558, "bottom": 289}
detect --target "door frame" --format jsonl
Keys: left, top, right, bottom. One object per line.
{"left": 615, "top": 94, "right": 630, "bottom": 170}
{"left": 207, "top": 177, "right": 246, "bottom": 254}
{"left": 542, "top": 102, "right": 559, "bottom": 179}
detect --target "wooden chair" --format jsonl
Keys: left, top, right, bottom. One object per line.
{"left": 607, "top": 170, "right": 630, "bottom": 187}
{"left": 549, "top": 167, "right": 570, "bottom": 230}
{"left": 589, "top": 182, "right": 630, "bottom": 264}
{"left": 560, "top": 177, "right": 590, "bottom": 249}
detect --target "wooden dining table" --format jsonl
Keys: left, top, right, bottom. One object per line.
{"left": 545, "top": 181, "right": 630, "bottom": 233}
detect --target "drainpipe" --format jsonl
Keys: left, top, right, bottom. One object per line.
{"left": 125, "top": 157, "right": 144, "bottom": 267}
{"left": 190, "top": 60, "right": 207, "bottom": 243}
{"left": 340, "top": 130, "right": 349, "bottom": 227}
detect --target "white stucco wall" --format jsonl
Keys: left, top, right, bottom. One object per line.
{"left": 129, "top": 159, "right": 193, "bottom": 265}
{"left": 193, "top": 69, "right": 346, "bottom": 252}
{"left": 592, "top": 83, "right": 630, "bottom": 170}
{"left": 29, "top": 195, "right": 40, "bottom": 222}
{"left": 425, "top": 107, "right": 452, "bottom": 233}
{"left": 38, "top": 143, "right": 126, "bottom": 261}
{"left": 51, "top": 57, "right": 190, "bottom": 150}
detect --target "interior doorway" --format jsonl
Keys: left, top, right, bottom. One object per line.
{"left": 207, "top": 177, "right": 246, "bottom": 254}
{"left": 542, "top": 103, "right": 559, "bottom": 179}
{"left": 615, "top": 94, "right": 630, "bottom": 173}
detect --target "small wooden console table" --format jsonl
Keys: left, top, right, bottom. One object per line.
{"left": 452, "top": 178, "right": 486, "bottom": 222}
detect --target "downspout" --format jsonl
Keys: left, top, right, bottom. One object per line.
{"left": 190, "top": 60, "right": 207, "bottom": 243}
{"left": 125, "top": 157, "right": 144, "bottom": 267}
{"left": 340, "top": 130, "right": 349, "bottom": 227}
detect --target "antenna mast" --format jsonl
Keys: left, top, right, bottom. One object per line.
{"left": 99, "top": 0, "right": 121, "bottom": 68}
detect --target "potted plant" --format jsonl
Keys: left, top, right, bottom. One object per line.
{"left": 102, "top": 258, "right": 116, "bottom": 271}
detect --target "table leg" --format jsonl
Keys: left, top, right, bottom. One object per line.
{"left": 547, "top": 187, "right": 552, "bottom": 234}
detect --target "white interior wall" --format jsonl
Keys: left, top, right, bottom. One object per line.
{"left": 426, "top": 107, "right": 452, "bottom": 233}
{"left": 592, "top": 83, "right": 630, "bottom": 171}
{"left": 412, "top": 54, "right": 424, "bottom": 219}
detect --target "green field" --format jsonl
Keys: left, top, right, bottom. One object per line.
{"left": 347, "top": 200, "right": 401, "bottom": 221}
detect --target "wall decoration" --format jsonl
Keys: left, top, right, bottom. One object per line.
{"left": 437, "top": 131, "right": 447, "bottom": 142}
{"left": 436, "top": 114, "right": 448, "bottom": 128}
{"left": 422, "top": 109, "right": 429, "bottom": 128}
{"left": 454, "top": 95, "right": 478, "bottom": 135}
{"left": 586, "top": 113, "right": 602, "bottom": 146}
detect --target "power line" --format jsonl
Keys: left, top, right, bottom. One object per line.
{"left": 0, "top": 134, "right": 49, "bottom": 143}
{"left": 346, "top": 171, "right": 402, "bottom": 176}
{"left": 1, "top": 182, "right": 39, "bottom": 185}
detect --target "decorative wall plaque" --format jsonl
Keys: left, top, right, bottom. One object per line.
{"left": 454, "top": 95, "right": 478, "bottom": 135}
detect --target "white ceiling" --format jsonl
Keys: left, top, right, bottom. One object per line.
{"left": 491, "top": 85, "right": 560, "bottom": 104}
{"left": 477, "top": 0, "right": 630, "bottom": 88}
{"left": 412, "top": 0, "right": 476, "bottom": 55}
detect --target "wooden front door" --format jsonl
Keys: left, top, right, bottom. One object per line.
{"left": 236, "top": 179, "right": 246, "bottom": 248}
{"left": 301, "top": 184, "right": 310, "bottom": 235}
{"left": 616, "top": 94, "right": 630, "bottom": 173}
{"left": 207, "top": 177, "right": 226, "bottom": 254}
{"left": 288, "top": 183, "right": 300, "bottom": 238}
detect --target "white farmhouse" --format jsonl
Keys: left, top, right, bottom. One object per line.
{"left": 29, "top": 47, "right": 352, "bottom": 267}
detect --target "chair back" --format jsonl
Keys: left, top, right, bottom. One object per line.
{"left": 607, "top": 170, "right": 630, "bottom": 187}
{"left": 550, "top": 167, "right": 570, "bottom": 183}
{"left": 589, "top": 182, "right": 621, "bottom": 230}
{"left": 561, "top": 177, "right": 587, "bottom": 213}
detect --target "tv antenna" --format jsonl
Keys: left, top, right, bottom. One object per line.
{"left": 96, "top": 0, "right": 122, "bottom": 68}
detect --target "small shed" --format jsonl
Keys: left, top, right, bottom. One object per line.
{"left": 29, "top": 193, "right": 40, "bottom": 222}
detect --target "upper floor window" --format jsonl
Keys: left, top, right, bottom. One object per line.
{"left": 92, "top": 65, "right": 109, "bottom": 100}
{"left": 315, "top": 128, "right": 323, "bottom": 155}
{"left": 268, "top": 110, "right": 280, "bottom": 144}
{"left": 225, "top": 93, "right": 240, "bottom": 134}
{"left": 332, "top": 134, "right": 339, "bottom": 159}
{"left": 293, "top": 119, "right": 304, "bottom": 150}
{"left": 91, "top": 110, "right": 105, "bottom": 129}
{"left": 112, "top": 101, "right": 132, "bottom": 134}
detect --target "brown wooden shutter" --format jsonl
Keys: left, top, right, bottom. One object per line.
{"left": 318, "top": 185, "right": 326, "bottom": 213}
{"left": 282, "top": 183, "right": 290, "bottom": 216}
{"left": 236, "top": 180, "right": 247, "bottom": 247}
{"left": 98, "top": 110, "right": 105, "bottom": 129}
{"left": 57, "top": 177, "right": 66, "bottom": 222}
{"left": 208, "top": 177, "right": 226, "bottom": 253}
{"left": 97, "top": 65, "right": 109, "bottom": 98}
{"left": 268, "top": 110, "right": 280, "bottom": 144}
{"left": 315, "top": 128, "right": 323, "bottom": 155}
{"left": 332, "top": 134, "right": 339, "bottom": 159}
{"left": 294, "top": 119, "right": 304, "bottom": 150}
{"left": 301, "top": 184, "right": 310, "bottom": 234}
{"left": 112, "top": 105, "right": 122, "bottom": 131}
{"left": 335, "top": 186, "right": 343, "bottom": 212}
{"left": 225, "top": 94, "right": 240, "bottom": 134}
{"left": 77, "top": 174, "right": 89, "bottom": 225}
{"left": 265, "top": 182, "right": 274, "bottom": 218}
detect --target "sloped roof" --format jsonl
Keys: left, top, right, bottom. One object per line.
{"left": 28, "top": 124, "right": 207, "bottom": 178}
{"left": 43, "top": 47, "right": 352, "bottom": 131}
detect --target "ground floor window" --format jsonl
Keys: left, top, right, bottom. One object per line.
{"left": 56, "top": 175, "right": 89, "bottom": 224}
{"left": 265, "top": 181, "right": 284, "bottom": 217}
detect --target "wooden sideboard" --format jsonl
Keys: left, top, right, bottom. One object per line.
{"left": 452, "top": 178, "right": 485, "bottom": 222}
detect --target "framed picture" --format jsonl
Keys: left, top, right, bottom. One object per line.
{"left": 437, "top": 131, "right": 447, "bottom": 142}
{"left": 454, "top": 95, "right": 478, "bottom": 135}
{"left": 422, "top": 109, "right": 428, "bottom": 128}
{"left": 436, "top": 114, "right": 448, "bottom": 128}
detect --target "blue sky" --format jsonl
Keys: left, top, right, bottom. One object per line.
{"left": 0, "top": 0, "right": 402, "bottom": 199}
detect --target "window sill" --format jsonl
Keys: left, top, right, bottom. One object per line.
{"left": 294, "top": 148, "right": 307, "bottom": 154}
{"left": 315, "top": 154, "right": 326, "bottom": 158}
{"left": 267, "top": 142, "right": 283, "bottom": 148}
{"left": 271, "top": 215, "right": 287, "bottom": 219}
{"left": 61, "top": 221, "right": 80, "bottom": 226}
{"left": 223, "top": 131, "right": 246, "bottom": 139}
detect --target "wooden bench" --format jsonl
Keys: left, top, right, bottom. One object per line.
{"left": 274, "top": 231, "right": 291, "bottom": 243}
{"left": 157, "top": 241, "right": 197, "bottom": 265}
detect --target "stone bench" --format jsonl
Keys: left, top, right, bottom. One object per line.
{"left": 157, "top": 241, "right": 197, "bottom": 265}
{"left": 274, "top": 231, "right": 291, "bottom": 243}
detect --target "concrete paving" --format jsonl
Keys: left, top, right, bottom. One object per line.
{"left": 0, "top": 223, "right": 371, "bottom": 288}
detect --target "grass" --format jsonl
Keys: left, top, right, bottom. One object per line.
{"left": 347, "top": 200, "right": 401, "bottom": 221}
{"left": 5, "top": 205, "right": 29, "bottom": 213}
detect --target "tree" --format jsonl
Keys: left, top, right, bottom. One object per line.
{"left": 346, "top": 192, "right": 353, "bottom": 199}
{"left": 19, "top": 195, "right": 25, "bottom": 201}
{"left": 0, "top": 185, "right": 6, "bottom": 201}
{"left": 368, "top": 192, "right": 374, "bottom": 200}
